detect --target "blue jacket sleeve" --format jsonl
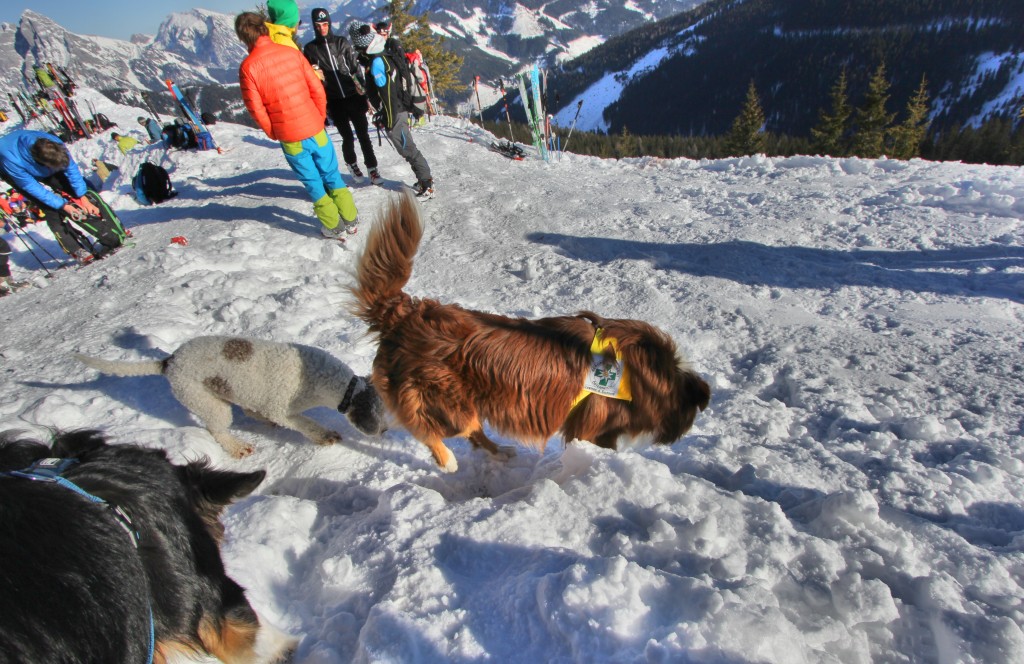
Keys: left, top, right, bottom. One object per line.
{"left": 1, "top": 160, "right": 66, "bottom": 210}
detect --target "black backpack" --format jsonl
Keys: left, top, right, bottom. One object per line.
{"left": 162, "top": 123, "right": 198, "bottom": 150}
{"left": 382, "top": 39, "right": 425, "bottom": 116}
{"left": 163, "top": 123, "right": 187, "bottom": 149}
{"left": 133, "top": 162, "right": 176, "bottom": 205}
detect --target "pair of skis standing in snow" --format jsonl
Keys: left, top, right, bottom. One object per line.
{"left": 486, "top": 67, "right": 584, "bottom": 163}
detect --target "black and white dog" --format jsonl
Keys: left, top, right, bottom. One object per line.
{"left": 0, "top": 429, "right": 286, "bottom": 663}
{"left": 76, "top": 336, "right": 387, "bottom": 458}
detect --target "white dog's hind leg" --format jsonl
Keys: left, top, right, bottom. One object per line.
{"left": 171, "top": 381, "right": 254, "bottom": 458}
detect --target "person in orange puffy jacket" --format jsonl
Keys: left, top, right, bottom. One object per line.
{"left": 235, "top": 11, "right": 357, "bottom": 239}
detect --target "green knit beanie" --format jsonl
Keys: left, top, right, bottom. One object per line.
{"left": 267, "top": 0, "right": 300, "bottom": 28}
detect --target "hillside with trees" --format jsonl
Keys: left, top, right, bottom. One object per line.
{"left": 546, "top": 0, "right": 1023, "bottom": 138}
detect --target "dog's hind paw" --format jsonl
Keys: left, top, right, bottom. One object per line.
{"left": 216, "top": 434, "right": 255, "bottom": 458}
{"left": 231, "top": 444, "right": 255, "bottom": 458}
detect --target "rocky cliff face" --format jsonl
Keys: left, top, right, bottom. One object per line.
{"left": 1, "top": 9, "right": 245, "bottom": 94}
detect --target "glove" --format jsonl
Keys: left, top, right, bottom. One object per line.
{"left": 74, "top": 196, "right": 100, "bottom": 217}
{"left": 372, "top": 111, "right": 385, "bottom": 129}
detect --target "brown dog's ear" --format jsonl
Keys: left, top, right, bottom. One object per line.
{"left": 180, "top": 462, "right": 266, "bottom": 508}
{"left": 686, "top": 373, "right": 712, "bottom": 412}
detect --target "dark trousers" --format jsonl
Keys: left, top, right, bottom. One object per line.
{"left": 327, "top": 95, "right": 378, "bottom": 170}
{"left": 0, "top": 237, "right": 11, "bottom": 278}
{"left": 387, "top": 112, "right": 432, "bottom": 184}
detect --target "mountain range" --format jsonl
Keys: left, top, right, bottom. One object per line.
{"left": 2, "top": 1, "right": 1022, "bottom": 139}
{"left": 547, "top": 0, "right": 1024, "bottom": 136}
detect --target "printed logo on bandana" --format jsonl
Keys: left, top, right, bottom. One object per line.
{"left": 570, "top": 328, "right": 632, "bottom": 410}
{"left": 583, "top": 354, "right": 624, "bottom": 398}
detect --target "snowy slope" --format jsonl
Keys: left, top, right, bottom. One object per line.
{"left": 2, "top": 90, "right": 1024, "bottom": 663}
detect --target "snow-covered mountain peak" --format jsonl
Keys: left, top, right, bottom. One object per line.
{"left": 0, "top": 8, "right": 245, "bottom": 94}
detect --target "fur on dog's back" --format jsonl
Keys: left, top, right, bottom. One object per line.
{"left": 77, "top": 337, "right": 356, "bottom": 408}
{"left": 351, "top": 193, "right": 711, "bottom": 470}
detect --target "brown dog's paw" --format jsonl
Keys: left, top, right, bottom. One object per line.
{"left": 436, "top": 448, "right": 458, "bottom": 473}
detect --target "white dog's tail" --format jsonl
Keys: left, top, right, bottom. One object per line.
{"left": 74, "top": 353, "right": 167, "bottom": 377}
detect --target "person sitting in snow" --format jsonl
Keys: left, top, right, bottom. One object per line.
{"left": 91, "top": 158, "right": 119, "bottom": 190}
{"left": 111, "top": 132, "right": 139, "bottom": 155}
{"left": 235, "top": 11, "right": 358, "bottom": 240}
{"left": 138, "top": 116, "right": 164, "bottom": 144}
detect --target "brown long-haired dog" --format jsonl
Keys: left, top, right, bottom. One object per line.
{"left": 350, "top": 193, "right": 711, "bottom": 472}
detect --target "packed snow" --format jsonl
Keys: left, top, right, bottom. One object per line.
{"left": 2, "top": 90, "right": 1024, "bottom": 664}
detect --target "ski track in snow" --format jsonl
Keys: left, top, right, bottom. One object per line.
{"left": 2, "top": 91, "right": 1024, "bottom": 664}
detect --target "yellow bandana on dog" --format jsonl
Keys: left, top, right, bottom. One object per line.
{"left": 570, "top": 328, "right": 632, "bottom": 409}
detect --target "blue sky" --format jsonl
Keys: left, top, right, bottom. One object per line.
{"left": 2, "top": 2, "right": 258, "bottom": 40}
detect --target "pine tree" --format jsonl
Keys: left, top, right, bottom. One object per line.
{"left": 383, "top": 0, "right": 463, "bottom": 96}
{"left": 810, "top": 68, "right": 852, "bottom": 157}
{"left": 725, "top": 80, "right": 766, "bottom": 156}
{"left": 890, "top": 75, "right": 931, "bottom": 160}
{"left": 852, "top": 63, "right": 896, "bottom": 158}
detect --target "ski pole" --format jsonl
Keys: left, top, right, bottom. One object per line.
{"left": 498, "top": 79, "right": 516, "bottom": 143}
{"left": 375, "top": 122, "right": 396, "bottom": 151}
{"left": 8, "top": 221, "right": 57, "bottom": 276}
{"left": 562, "top": 100, "right": 584, "bottom": 154}
{"left": 473, "top": 76, "right": 483, "bottom": 125}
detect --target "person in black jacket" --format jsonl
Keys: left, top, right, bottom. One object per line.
{"left": 350, "top": 21, "right": 434, "bottom": 199}
{"left": 303, "top": 7, "right": 380, "bottom": 184}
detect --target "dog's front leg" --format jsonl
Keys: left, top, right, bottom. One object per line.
{"left": 281, "top": 414, "right": 342, "bottom": 446}
{"left": 422, "top": 434, "right": 458, "bottom": 473}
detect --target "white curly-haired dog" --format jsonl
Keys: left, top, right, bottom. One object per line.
{"left": 75, "top": 336, "right": 387, "bottom": 457}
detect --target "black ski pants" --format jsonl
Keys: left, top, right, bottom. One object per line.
{"left": 0, "top": 237, "right": 11, "bottom": 278}
{"left": 327, "top": 95, "right": 377, "bottom": 170}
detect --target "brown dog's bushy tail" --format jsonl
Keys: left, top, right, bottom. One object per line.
{"left": 349, "top": 191, "right": 423, "bottom": 332}
{"left": 74, "top": 353, "right": 167, "bottom": 377}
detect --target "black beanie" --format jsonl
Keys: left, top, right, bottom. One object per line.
{"left": 312, "top": 7, "right": 330, "bottom": 23}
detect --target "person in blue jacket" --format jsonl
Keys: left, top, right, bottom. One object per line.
{"left": 349, "top": 21, "right": 433, "bottom": 199}
{"left": 0, "top": 130, "right": 124, "bottom": 262}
